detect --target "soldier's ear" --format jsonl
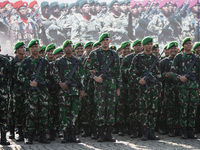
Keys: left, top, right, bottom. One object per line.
{"left": 109, "top": 39, "right": 111, "bottom": 43}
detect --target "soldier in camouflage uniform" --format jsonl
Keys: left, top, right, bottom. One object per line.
{"left": 85, "top": 33, "right": 121, "bottom": 142}
{"left": 129, "top": 36, "right": 161, "bottom": 141}
{"left": 53, "top": 40, "right": 85, "bottom": 143}
{"left": 0, "top": 48, "right": 11, "bottom": 145}
{"left": 9, "top": 41, "right": 26, "bottom": 142}
{"left": 170, "top": 37, "right": 200, "bottom": 139}
{"left": 18, "top": 39, "right": 51, "bottom": 144}
{"left": 39, "top": 45, "right": 46, "bottom": 58}
{"left": 160, "top": 41, "right": 179, "bottom": 137}
{"left": 53, "top": 47, "right": 64, "bottom": 59}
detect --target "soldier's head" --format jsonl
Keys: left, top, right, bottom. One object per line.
{"left": 126, "top": 0, "right": 131, "bottom": 12}
{"left": 119, "top": 1, "right": 127, "bottom": 14}
{"left": 53, "top": 48, "right": 64, "bottom": 59}
{"left": 182, "top": 37, "right": 193, "bottom": 52}
{"left": 63, "top": 40, "right": 73, "bottom": 55}
{"left": 68, "top": 3, "right": 76, "bottom": 14}
{"left": 29, "top": 1, "right": 39, "bottom": 12}
{"left": 96, "top": 2, "right": 102, "bottom": 13}
{"left": 41, "top": 1, "right": 50, "bottom": 18}
{"left": 121, "top": 42, "right": 131, "bottom": 57}
{"left": 80, "top": 1, "right": 90, "bottom": 15}
{"left": 132, "top": 39, "right": 142, "bottom": 54}
{"left": 74, "top": 43, "right": 84, "bottom": 57}
{"left": 3, "top": 1, "right": 12, "bottom": 12}
{"left": 28, "top": 39, "right": 40, "bottom": 56}
{"left": 152, "top": 44, "right": 159, "bottom": 57}
{"left": 46, "top": 43, "right": 56, "bottom": 61}
{"left": 101, "top": 2, "right": 107, "bottom": 13}
{"left": 110, "top": 1, "right": 120, "bottom": 13}
{"left": 193, "top": 42, "right": 200, "bottom": 55}
{"left": 137, "top": 3, "right": 143, "bottom": 14}
{"left": 14, "top": 1, "right": 28, "bottom": 18}
{"left": 50, "top": 2, "right": 59, "bottom": 18}
{"left": 85, "top": 42, "right": 94, "bottom": 56}
{"left": 26, "top": 48, "right": 31, "bottom": 56}
{"left": 131, "top": 3, "right": 138, "bottom": 16}
{"left": 59, "top": 3, "right": 68, "bottom": 15}
{"left": 99, "top": 33, "right": 111, "bottom": 49}
{"left": 14, "top": 41, "right": 26, "bottom": 57}
{"left": 39, "top": 45, "right": 46, "bottom": 57}
{"left": 167, "top": 41, "right": 178, "bottom": 57}
{"left": 93, "top": 41, "right": 101, "bottom": 50}
{"left": 142, "top": 36, "right": 153, "bottom": 54}
{"left": 89, "top": 0, "right": 96, "bottom": 15}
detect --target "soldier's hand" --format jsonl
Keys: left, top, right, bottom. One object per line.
{"left": 139, "top": 77, "right": 146, "bottom": 85}
{"left": 180, "top": 75, "right": 187, "bottom": 82}
{"left": 117, "top": 89, "right": 120, "bottom": 97}
{"left": 59, "top": 82, "right": 67, "bottom": 90}
{"left": 30, "top": 80, "right": 38, "bottom": 87}
{"left": 79, "top": 90, "right": 85, "bottom": 98}
{"left": 165, "top": 72, "right": 171, "bottom": 78}
{"left": 93, "top": 74, "right": 103, "bottom": 83}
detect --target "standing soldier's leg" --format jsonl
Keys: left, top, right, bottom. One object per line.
{"left": 8, "top": 93, "right": 15, "bottom": 139}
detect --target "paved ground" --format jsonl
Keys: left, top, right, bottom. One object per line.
{"left": 0, "top": 133, "right": 200, "bottom": 150}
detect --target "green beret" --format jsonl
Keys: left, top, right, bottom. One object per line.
{"left": 167, "top": 41, "right": 178, "bottom": 49}
{"left": 193, "top": 42, "right": 200, "bottom": 50}
{"left": 100, "top": 2, "right": 106, "bottom": 6}
{"left": 179, "top": 47, "right": 184, "bottom": 52}
{"left": 41, "top": 1, "right": 48, "bottom": 8}
{"left": 164, "top": 44, "right": 168, "bottom": 49}
{"left": 132, "top": 39, "right": 141, "bottom": 47}
{"left": 74, "top": 42, "right": 84, "bottom": 50}
{"left": 53, "top": 47, "right": 63, "bottom": 55}
{"left": 153, "top": 43, "right": 159, "bottom": 50}
{"left": 191, "top": 49, "right": 195, "bottom": 54}
{"left": 50, "top": 2, "right": 58, "bottom": 10}
{"left": 84, "top": 42, "right": 94, "bottom": 49}
{"left": 141, "top": 36, "right": 153, "bottom": 45}
{"left": 72, "top": 44, "right": 75, "bottom": 52}
{"left": 28, "top": 39, "right": 39, "bottom": 48}
{"left": 119, "top": 1, "right": 126, "bottom": 5}
{"left": 110, "top": 45, "right": 117, "bottom": 50}
{"left": 14, "top": 41, "right": 25, "bottom": 50}
{"left": 108, "top": 0, "right": 117, "bottom": 8}
{"left": 59, "top": 3, "right": 66, "bottom": 11}
{"left": 63, "top": 40, "right": 73, "bottom": 49}
{"left": 121, "top": 41, "right": 131, "bottom": 49}
{"left": 182, "top": 37, "right": 192, "bottom": 46}
{"left": 93, "top": 41, "right": 101, "bottom": 48}
{"left": 26, "top": 48, "right": 31, "bottom": 52}
{"left": 99, "top": 33, "right": 110, "bottom": 42}
{"left": 68, "top": 3, "right": 76, "bottom": 10}
{"left": 79, "top": 0, "right": 89, "bottom": 8}
{"left": 39, "top": 45, "right": 46, "bottom": 52}
{"left": 46, "top": 43, "right": 56, "bottom": 52}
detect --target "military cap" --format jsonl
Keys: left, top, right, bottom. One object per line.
{"left": 41, "top": 1, "right": 48, "bottom": 8}
{"left": 68, "top": 3, "right": 76, "bottom": 10}
{"left": 110, "top": 45, "right": 117, "bottom": 50}
{"left": 182, "top": 37, "right": 192, "bottom": 46}
{"left": 93, "top": 41, "right": 101, "bottom": 48}
{"left": 108, "top": 0, "right": 118, "bottom": 8}
{"left": 59, "top": 3, "right": 66, "bottom": 11}
{"left": 99, "top": 33, "right": 110, "bottom": 42}
{"left": 14, "top": 41, "right": 25, "bottom": 50}
{"left": 141, "top": 36, "right": 153, "bottom": 45}
{"left": 167, "top": 41, "right": 178, "bottom": 49}
{"left": 79, "top": 0, "right": 89, "bottom": 8}
{"left": 74, "top": 42, "right": 84, "bottom": 50}
{"left": 164, "top": 44, "right": 168, "bottom": 49}
{"left": 179, "top": 47, "right": 184, "bottom": 52}
{"left": 119, "top": 1, "right": 126, "bottom": 5}
{"left": 14, "top": 1, "right": 28, "bottom": 10}
{"left": 132, "top": 39, "right": 141, "bottom": 47}
{"left": 45, "top": 43, "right": 56, "bottom": 52}
{"left": 121, "top": 41, "right": 131, "bottom": 49}
{"left": 84, "top": 42, "right": 94, "bottom": 49}
{"left": 193, "top": 42, "right": 200, "bottom": 50}
{"left": 63, "top": 40, "right": 73, "bottom": 49}
{"left": 39, "top": 45, "right": 46, "bottom": 52}
{"left": 53, "top": 48, "right": 64, "bottom": 55}
{"left": 26, "top": 48, "right": 31, "bottom": 52}
{"left": 49, "top": 2, "right": 58, "bottom": 10}
{"left": 153, "top": 43, "right": 159, "bottom": 49}
{"left": 89, "top": 0, "right": 95, "bottom": 5}
{"left": 2, "top": 1, "right": 10, "bottom": 8}
{"left": 28, "top": 39, "right": 39, "bottom": 48}
{"left": 29, "top": 1, "right": 38, "bottom": 8}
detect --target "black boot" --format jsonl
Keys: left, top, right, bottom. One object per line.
{"left": 142, "top": 127, "right": 149, "bottom": 141}
{"left": 98, "top": 126, "right": 105, "bottom": 142}
{"left": 49, "top": 130, "right": 56, "bottom": 141}
{"left": 181, "top": 127, "right": 188, "bottom": 139}
{"left": 118, "top": 124, "right": 124, "bottom": 136}
{"left": 168, "top": 127, "right": 175, "bottom": 137}
{"left": 24, "top": 133, "right": 33, "bottom": 144}
{"left": 105, "top": 127, "right": 115, "bottom": 142}
{"left": 70, "top": 128, "right": 81, "bottom": 143}
{"left": 61, "top": 130, "right": 70, "bottom": 143}
{"left": 82, "top": 125, "right": 90, "bottom": 137}
{"left": 39, "top": 132, "right": 50, "bottom": 144}
{"left": 175, "top": 126, "right": 182, "bottom": 136}
{"left": 91, "top": 127, "right": 98, "bottom": 140}
{"left": 16, "top": 126, "right": 24, "bottom": 142}
{"left": 1, "top": 131, "right": 10, "bottom": 145}
{"left": 188, "top": 127, "right": 198, "bottom": 139}
{"left": 9, "top": 125, "right": 15, "bottom": 139}
{"left": 149, "top": 128, "right": 160, "bottom": 140}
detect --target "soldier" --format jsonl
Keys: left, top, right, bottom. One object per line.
{"left": 93, "top": 41, "right": 101, "bottom": 49}
{"left": 85, "top": 33, "right": 121, "bottom": 142}
{"left": 26, "top": 48, "right": 31, "bottom": 57}
{"left": 53, "top": 40, "right": 85, "bottom": 143}
{"left": 170, "top": 37, "right": 200, "bottom": 139}
{"left": 18, "top": 39, "right": 51, "bottom": 144}
{"left": 74, "top": 42, "right": 85, "bottom": 59}
{"left": 46, "top": 43, "right": 56, "bottom": 62}
{"left": 9, "top": 41, "right": 26, "bottom": 142}
{"left": 53, "top": 47, "right": 64, "bottom": 59}
{"left": 160, "top": 45, "right": 169, "bottom": 60}
{"left": 39, "top": 45, "right": 46, "bottom": 57}
{"left": 100, "top": 2, "right": 107, "bottom": 14}
{"left": 0, "top": 45, "right": 11, "bottom": 145}
{"left": 119, "top": 1, "right": 128, "bottom": 15}
{"left": 129, "top": 36, "right": 161, "bottom": 141}
{"left": 89, "top": 0, "right": 96, "bottom": 16}
{"left": 152, "top": 44, "right": 160, "bottom": 58}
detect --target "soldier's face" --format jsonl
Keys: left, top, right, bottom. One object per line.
{"left": 102, "top": 6, "right": 107, "bottom": 12}
{"left": 61, "top": 8, "right": 67, "bottom": 15}
{"left": 19, "top": 6, "right": 28, "bottom": 16}
{"left": 63, "top": 44, "right": 73, "bottom": 54}
{"left": 100, "top": 38, "right": 111, "bottom": 48}
{"left": 195, "top": 46, "right": 200, "bottom": 55}
{"left": 82, "top": 4, "right": 90, "bottom": 14}
{"left": 133, "top": 43, "right": 142, "bottom": 54}
{"left": 183, "top": 41, "right": 193, "bottom": 51}
{"left": 75, "top": 46, "right": 84, "bottom": 57}
{"left": 164, "top": 49, "right": 170, "bottom": 57}
{"left": 96, "top": 4, "right": 102, "bottom": 13}
{"left": 55, "top": 52, "right": 64, "bottom": 59}
{"left": 169, "top": 46, "right": 178, "bottom": 57}
{"left": 112, "top": 2, "right": 119, "bottom": 12}
{"left": 16, "top": 45, "right": 26, "bottom": 56}
{"left": 86, "top": 46, "right": 93, "bottom": 55}
{"left": 152, "top": 48, "right": 159, "bottom": 57}
{"left": 39, "top": 50, "right": 45, "bottom": 57}
{"left": 71, "top": 6, "right": 76, "bottom": 13}
{"left": 33, "top": 4, "right": 39, "bottom": 12}
{"left": 131, "top": 7, "right": 138, "bottom": 15}
{"left": 120, "top": 4, "right": 127, "bottom": 13}
{"left": 52, "top": 5, "right": 59, "bottom": 16}
{"left": 42, "top": 5, "right": 49, "bottom": 15}
{"left": 90, "top": 4, "right": 95, "bottom": 12}
{"left": 29, "top": 44, "right": 39, "bottom": 55}
{"left": 5, "top": 3, "right": 12, "bottom": 11}
{"left": 47, "top": 49, "right": 54, "bottom": 60}
{"left": 143, "top": 42, "right": 153, "bottom": 53}
{"left": 26, "top": 51, "right": 31, "bottom": 56}
{"left": 122, "top": 46, "right": 131, "bottom": 56}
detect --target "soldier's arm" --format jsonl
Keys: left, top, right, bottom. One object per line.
{"left": 129, "top": 55, "right": 141, "bottom": 82}
{"left": 17, "top": 60, "right": 29, "bottom": 87}
{"left": 53, "top": 60, "right": 62, "bottom": 84}
{"left": 170, "top": 54, "right": 180, "bottom": 81}
{"left": 120, "top": 56, "right": 129, "bottom": 75}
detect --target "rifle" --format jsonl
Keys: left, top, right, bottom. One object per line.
{"left": 30, "top": 51, "right": 48, "bottom": 92}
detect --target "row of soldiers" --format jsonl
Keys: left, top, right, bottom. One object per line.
{"left": 0, "top": 33, "right": 200, "bottom": 145}
{"left": 0, "top": 0, "right": 200, "bottom": 50}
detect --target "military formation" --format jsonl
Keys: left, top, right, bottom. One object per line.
{"left": 0, "top": 0, "right": 200, "bottom": 146}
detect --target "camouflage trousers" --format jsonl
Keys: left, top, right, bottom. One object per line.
{"left": 179, "top": 88, "right": 199, "bottom": 128}
{"left": 58, "top": 93, "right": 79, "bottom": 131}
{"left": 138, "top": 84, "right": 159, "bottom": 128}
{"left": 94, "top": 79, "right": 117, "bottom": 127}
{"left": 25, "top": 90, "right": 49, "bottom": 134}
